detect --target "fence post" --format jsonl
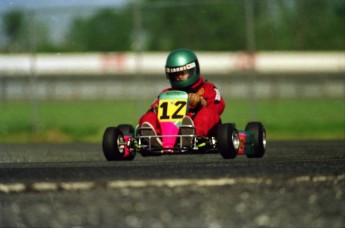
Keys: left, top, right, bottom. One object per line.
{"left": 29, "top": 10, "right": 39, "bottom": 132}
{"left": 245, "top": 0, "right": 257, "bottom": 121}
{"left": 132, "top": 3, "right": 146, "bottom": 119}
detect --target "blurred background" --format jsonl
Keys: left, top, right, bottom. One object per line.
{"left": 0, "top": 0, "right": 344, "bottom": 142}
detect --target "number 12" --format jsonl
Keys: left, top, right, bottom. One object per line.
{"left": 159, "top": 101, "right": 186, "bottom": 120}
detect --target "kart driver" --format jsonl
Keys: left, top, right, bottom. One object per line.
{"left": 139, "top": 48, "right": 225, "bottom": 146}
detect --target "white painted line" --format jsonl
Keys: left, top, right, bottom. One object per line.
{"left": 60, "top": 182, "right": 95, "bottom": 191}
{"left": 313, "top": 176, "right": 331, "bottom": 182}
{"left": 0, "top": 174, "right": 344, "bottom": 194}
{"left": 31, "top": 182, "right": 58, "bottom": 191}
{"left": 295, "top": 176, "right": 311, "bottom": 182}
{"left": 107, "top": 178, "right": 239, "bottom": 189}
{"left": 0, "top": 183, "right": 26, "bottom": 193}
{"left": 335, "top": 174, "right": 345, "bottom": 183}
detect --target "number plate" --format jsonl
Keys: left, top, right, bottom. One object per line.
{"left": 158, "top": 91, "right": 188, "bottom": 122}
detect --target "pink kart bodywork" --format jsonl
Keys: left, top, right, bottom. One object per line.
{"left": 160, "top": 122, "right": 180, "bottom": 149}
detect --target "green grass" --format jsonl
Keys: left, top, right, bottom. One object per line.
{"left": 0, "top": 98, "right": 344, "bottom": 143}
{"left": 223, "top": 99, "right": 345, "bottom": 140}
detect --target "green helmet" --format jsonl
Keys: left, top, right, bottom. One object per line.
{"left": 165, "top": 48, "right": 200, "bottom": 89}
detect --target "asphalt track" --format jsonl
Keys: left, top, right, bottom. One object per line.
{"left": 0, "top": 141, "right": 344, "bottom": 227}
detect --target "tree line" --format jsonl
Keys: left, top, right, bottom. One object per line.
{"left": 1, "top": 0, "right": 344, "bottom": 52}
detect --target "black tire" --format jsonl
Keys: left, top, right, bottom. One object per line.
{"left": 217, "top": 123, "right": 239, "bottom": 159}
{"left": 245, "top": 122, "right": 266, "bottom": 158}
{"left": 102, "top": 127, "right": 129, "bottom": 161}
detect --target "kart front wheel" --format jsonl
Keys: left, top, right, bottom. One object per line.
{"left": 102, "top": 127, "right": 135, "bottom": 161}
{"left": 217, "top": 123, "right": 240, "bottom": 159}
{"left": 117, "top": 124, "right": 136, "bottom": 160}
{"left": 118, "top": 124, "right": 134, "bottom": 136}
{"left": 245, "top": 122, "right": 266, "bottom": 158}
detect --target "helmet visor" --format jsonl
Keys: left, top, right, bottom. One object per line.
{"left": 166, "top": 69, "right": 194, "bottom": 82}
{"left": 165, "top": 62, "right": 196, "bottom": 82}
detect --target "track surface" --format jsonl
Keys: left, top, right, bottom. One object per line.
{"left": 0, "top": 141, "right": 344, "bottom": 227}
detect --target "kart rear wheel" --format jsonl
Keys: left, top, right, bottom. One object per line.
{"left": 102, "top": 127, "right": 133, "bottom": 161}
{"left": 245, "top": 122, "right": 266, "bottom": 158}
{"left": 217, "top": 123, "right": 239, "bottom": 159}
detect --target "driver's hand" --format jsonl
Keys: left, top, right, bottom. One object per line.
{"left": 188, "top": 93, "right": 201, "bottom": 107}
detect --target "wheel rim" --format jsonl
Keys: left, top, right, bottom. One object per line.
{"left": 262, "top": 130, "right": 267, "bottom": 149}
{"left": 117, "top": 135, "right": 125, "bottom": 154}
{"left": 232, "top": 131, "right": 240, "bottom": 150}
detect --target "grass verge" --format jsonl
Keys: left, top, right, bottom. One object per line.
{"left": 0, "top": 98, "right": 344, "bottom": 143}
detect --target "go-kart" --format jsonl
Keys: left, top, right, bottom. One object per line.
{"left": 102, "top": 91, "right": 266, "bottom": 161}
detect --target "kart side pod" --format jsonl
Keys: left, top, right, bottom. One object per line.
{"left": 238, "top": 131, "right": 254, "bottom": 155}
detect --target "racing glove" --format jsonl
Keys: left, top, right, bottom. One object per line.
{"left": 188, "top": 93, "right": 206, "bottom": 108}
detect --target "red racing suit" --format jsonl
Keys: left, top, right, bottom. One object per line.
{"left": 139, "top": 76, "right": 226, "bottom": 136}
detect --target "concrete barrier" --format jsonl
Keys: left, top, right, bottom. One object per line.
{"left": 1, "top": 52, "right": 344, "bottom": 100}
{"left": 1, "top": 52, "right": 344, "bottom": 76}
